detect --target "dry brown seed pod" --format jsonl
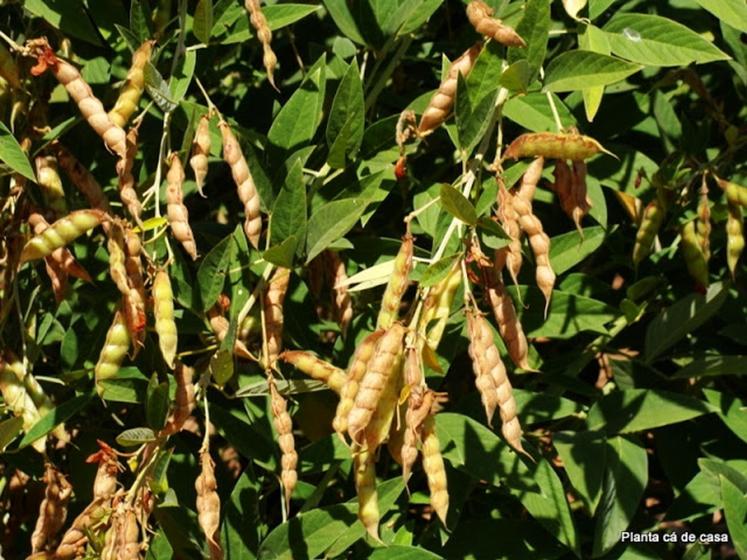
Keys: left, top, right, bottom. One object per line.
{"left": 362, "top": 355, "right": 403, "bottom": 451}
{"left": 466, "top": 311, "right": 500, "bottom": 425}
{"left": 466, "top": 1, "right": 526, "bottom": 47}
{"left": 108, "top": 40, "right": 154, "bottom": 128}
{"left": 28, "top": 38, "right": 126, "bottom": 159}
{"left": 206, "top": 305, "right": 254, "bottom": 360}
{"left": 160, "top": 361, "right": 196, "bottom": 436}
{"left": 696, "top": 180, "right": 711, "bottom": 261}
{"left": 196, "top": 449, "right": 224, "bottom": 560}
{"left": 504, "top": 131, "right": 609, "bottom": 161}
{"left": 354, "top": 447, "right": 380, "bottom": 541}
{"left": 245, "top": 0, "right": 278, "bottom": 88}
{"left": 85, "top": 440, "right": 122, "bottom": 500}
{"left": 54, "top": 497, "right": 109, "bottom": 559}
{"left": 332, "top": 330, "right": 386, "bottom": 438}
{"left": 347, "top": 324, "right": 407, "bottom": 444}
{"left": 263, "top": 267, "right": 291, "bottom": 368}
{"left": 55, "top": 143, "right": 110, "bottom": 212}
{"left": 417, "top": 43, "right": 482, "bottom": 137}
{"left": 220, "top": 120, "right": 262, "bottom": 247}
{"left": 376, "top": 233, "right": 413, "bottom": 330}
{"left": 190, "top": 114, "right": 211, "bottom": 196}
{"left": 570, "top": 161, "right": 592, "bottom": 235}
{"left": 30, "top": 463, "right": 73, "bottom": 553}
{"left": 116, "top": 126, "right": 143, "bottom": 224}
{"left": 552, "top": 159, "right": 574, "bottom": 221}
{"left": 123, "top": 229, "right": 146, "bottom": 353}
{"left": 421, "top": 416, "right": 449, "bottom": 526}
{"left": 166, "top": 152, "right": 198, "bottom": 260}
{"left": 269, "top": 378, "right": 297, "bottom": 512}
{"left": 280, "top": 350, "right": 347, "bottom": 394}
{"left": 486, "top": 273, "right": 531, "bottom": 371}
{"left": 327, "top": 251, "right": 353, "bottom": 336}
{"left": 496, "top": 178, "right": 523, "bottom": 287}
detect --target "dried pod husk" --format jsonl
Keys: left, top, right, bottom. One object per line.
{"left": 347, "top": 324, "right": 406, "bottom": 444}
{"left": 28, "top": 38, "right": 126, "bottom": 159}
{"left": 421, "top": 416, "right": 449, "bottom": 526}
{"left": 220, "top": 120, "right": 262, "bottom": 248}
{"left": 206, "top": 305, "right": 256, "bottom": 360}
{"left": 269, "top": 378, "right": 297, "bottom": 512}
{"left": 116, "top": 127, "right": 143, "bottom": 224}
{"left": 153, "top": 270, "right": 178, "bottom": 369}
{"left": 681, "top": 221, "right": 709, "bottom": 288}
{"left": 696, "top": 184, "right": 711, "bottom": 261}
{"left": 362, "top": 356, "right": 403, "bottom": 451}
{"left": 94, "top": 310, "right": 131, "bottom": 395}
{"left": 54, "top": 497, "right": 109, "bottom": 559}
{"left": 632, "top": 193, "right": 668, "bottom": 265}
{"left": 21, "top": 209, "right": 105, "bottom": 263}
{"left": 417, "top": 43, "right": 482, "bottom": 137}
{"left": 466, "top": 0, "right": 526, "bottom": 46}
{"left": 504, "top": 131, "right": 609, "bottom": 161}
{"left": 280, "top": 350, "right": 347, "bottom": 394}
{"left": 569, "top": 161, "right": 592, "bottom": 235}
{"left": 332, "top": 330, "right": 385, "bottom": 438}
{"left": 496, "top": 178, "right": 523, "bottom": 287}
{"left": 160, "top": 361, "right": 195, "bottom": 436}
{"left": 190, "top": 114, "right": 211, "bottom": 196}
{"left": 108, "top": 40, "right": 154, "bottom": 128}
{"left": 195, "top": 449, "right": 224, "bottom": 560}
{"left": 327, "top": 250, "right": 353, "bottom": 336}
{"left": 263, "top": 267, "right": 291, "bottom": 368}
{"left": 34, "top": 154, "right": 66, "bottom": 212}
{"left": 402, "top": 386, "right": 438, "bottom": 483}
{"left": 376, "top": 234, "right": 413, "bottom": 330}
{"left": 30, "top": 463, "right": 73, "bottom": 553}
{"left": 166, "top": 152, "right": 198, "bottom": 260}
{"left": 123, "top": 229, "right": 146, "bottom": 353}
{"left": 245, "top": 0, "right": 278, "bottom": 87}
{"left": 726, "top": 202, "right": 744, "bottom": 278}
{"left": 0, "top": 42, "right": 21, "bottom": 89}
{"left": 552, "top": 159, "right": 574, "bottom": 222}
{"left": 486, "top": 272, "right": 531, "bottom": 370}
{"left": 85, "top": 440, "right": 122, "bottom": 500}
{"left": 55, "top": 143, "right": 110, "bottom": 212}
{"left": 107, "top": 222, "right": 130, "bottom": 297}
{"left": 44, "top": 254, "right": 68, "bottom": 302}
{"left": 0, "top": 358, "right": 46, "bottom": 453}
{"left": 101, "top": 502, "right": 140, "bottom": 560}
{"left": 28, "top": 213, "right": 92, "bottom": 282}
{"left": 466, "top": 311, "right": 500, "bottom": 425}
{"left": 354, "top": 447, "right": 380, "bottom": 541}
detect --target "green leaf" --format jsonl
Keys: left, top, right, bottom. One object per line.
{"left": 210, "top": 404, "right": 276, "bottom": 471}
{"left": 221, "top": 468, "right": 261, "bottom": 559}
{"left": 439, "top": 184, "right": 477, "bottom": 226}
{"left": 398, "top": 0, "right": 444, "bottom": 35}
{"left": 702, "top": 389, "right": 747, "bottom": 445}
{"left": 586, "top": 389, "right": 714, "bottom": 434}
{"left": 210, "top": 347, "right": 235, "bottom": 386}
{"left": 592, "top": 436, "right": 648, "bottom": 557}
{"left": 145, "top": 63, "right": 179, "bottom": 113}
{"left": 24, "top": 0, "right": 102, "bottom": 45}
{"left": 579, "top": 23, "right": 611, "bottom": 122}
{"left": 305, "top": 198, "right": 370, "bottom": 263}
{"left": 554, "top": 431, "right": 607, "bottom": 514}
{"left": 419, "top": 255, "right": 458, "bottom": 288}
{"left": 544, "top": 50, "right": 642, "bottom": 92}
{"left": 644, "top": 282, "right": 728, "bottom": 362}
{"left": 500, "top": 60, "right": 531, "bottom": 93}
{"left": 197, "top": 232, "right": 236, "bottom": 310}
{"left": 129, "top": 0, "right": 152, "bottom": 43}
{"left": 721, "top": 476, "right": 747, "bottom": 559}
{"left": 321, "top": 0, "right": 365, "bottom": 44}
{"left": 271, "top": 158, "right": 307, "bottom": 245}
{"left": 673, "top": 355, "right": 747, "bottom": 378}
{"left": 268, "top": 56, "right": 326, "bottom": 152}
{"left": 146, "top": 376, "right": 170, "bottom": 431}
{"left": 116, "top": 426, "right": 157, "bottom": 446}
{"left": 194, "top": 0, "right": 214, "bottom": 43}
{"left": 0, "top": 122, "right": 35, "bottom": 182}
{"left": 19, "top": 394, "right": 93, "bottom": 449}
{"left": 508, "top": 0, "right": 550, "bottom": 80}
{"left": 262, "top": 236, "right": 298, "bottom": 269}
{"left": 369, "top": 546, "right": 444, "bottom": 559}
{"left": 455, "top": 73, "right": 499, "bottom": 154}
{"left": 694, "top": 0, "right": 747, "bottom": 33}
{"left": 549, "top": 226, "right": 606, "bottom": 275}
{"left": 602, "top": 13, "right": 731, "bottom": 67}
{"left": 169, "top": 49, "right": 196, "bottom": 103}
{"left": 326, "top": 59, "right": 365, "bottom": 168}
{"left": 503, "top": 92, "right": 576, "bottom": 132}
{"left": 0, "top": 416, "right": 24, "bottom": 451}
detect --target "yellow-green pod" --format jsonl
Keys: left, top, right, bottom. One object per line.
{"left": 109, "top": 41, "right": 154, "bottom": 128}
{"left": 632, "top": 198, "right": 667, "bottom": 265}
{"left": 719, "top": 178, "right": 747, "bottom": 209}
{"left": 355, "top": 448, "right": 380, "bottom": 541}
{"left": 0, "top": 42, "right": 21, "bottom": 90}
{"left": 376, "top": 234, "right": 413, "bottom": 330}
{"left": 726, "top": 204, "right": 744, "bottom": 278}
{"left": 422, "top": 264, "right": 462, "bottom": 351}
{"left": 279, "top": 350, "right": 346, "bottom": 394}
{"left": 0, "top": 357, "right": 46, "bottom": 452}
{"left": 94, "top": 310, "right": 131, "bottom": 396}
{"left": 153, "top": 270, "right": 178, "bottom": 369}
{"left": 680, "top": 221, "right": 709, "bottom": 288}
{"left": 21, "top": 210, "right": 105, "bottom": 263}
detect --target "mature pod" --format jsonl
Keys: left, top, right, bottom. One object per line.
{"left": 421, "top": 416, "right": 449, "bottom": 526}
{"left": 417, "top": 43, "right": 482, "bottom": 136}
{"left": 696, "top": 183, "right": 711, "bottom": 261}
{"left": 570, "top": 161, "right": 592, "bottom": 235}
{"left": 54, "top": 498, "right": 108, "bottom": 560}
{"left": 347, "top": 324, "right": 406, "bottom": 443}
{"left": 362, "top": 355, "right": 403, "bottom": 451}
{"left": 504, "top": 131, "right": 608, "bottom": 161}
{"left": 34, "top": 154, "right": 66, "bottom": 212}
{"left": 245, "top": 0, "right": 278, "bottom": 88}
{"left": 486, "top": 272, "right": 530, "bottom": 370}
{"left": 30, "top": 463, "right": 73, "bottom": 553}
{"left": 28, "top": 213, "right": 92, "bottom": 282}
{"left": 279, "top": 351, "right": 347, "bottom": 394}
{"left": 726, "top": 203, "right": 744, "bottom": 278}
{"left": 101, "top": 503, "right": 140, "bottom": 560}
{"left": 107, "top": 222, "right": 130, "bottom": 297}
{"left": 207, "top": 305, "right": 256, "bottom": 360}
{"left": 269, "top": 378, "right": 297, "bottom": 512}
{"left": 220, "top": 120, "right": 262, "bottom": 248}
{"left": 327, "top": 250, "right": 353, "bottom": 336}
{"left": 166, "top": 152, "right": 198, "bottom": 260}
{"left": 376, "top": 234, "right": 413, "bottom": 330}
{"left": 86, "top": 440, "right": 121, "bottom": 500}
{"left": 108, "top": 40, "right": 154, "bottom": 128}
{"left": 513, "top": 158, "right": 555, "bottom": 315}
{"left": 195, "top": 449, "right": 224, "bottom": 560}
{"left": 466, "top": 311, "right": 499, "bottom": 425}
{"left": 632, "top": 194, "right": 668, "bottom": 265}
{"left": 421, "top": 263, "right": 462, "bottom": 351}
{"left": 161, "top": 361, "right": 195, "bottom": 436}
{"left": 55, "top": 143, "right": 110, "bottom": 212}
{"left": 466, "top": 0, "right": 526, "bottom": 47}
{"left": 263, "top": 267, "right": 291, "bottom": 368}
{"left": 153, "top": 270, "right": 178, "bottom": 369}
{"left": 680, "top": 221, "right": 709, "bottom": 288}
{"left": 21, "top": 209, "right": 105, "bottom": 263}
{"left": 123, "top": 230, "right": 146, "bottom": 352}
{"left": 0, "top": 42, "right": 21, "bottom": 89}
{"left": 332, "top": 330, "right": 386, "bottom": 437}
{"left": 116, "top": 127, "right": 143, "bottom": 224}
{"left": 190, "top": 114, "right": 211, "bottom": 196}
{"left": 44, "top": 256, "right": 68, "bottom": 302}
{"left": 0, "top": 358, "right": 46, "bottom": 453}
{"left": 496, "top": 179, "right": 523, "bottom": 286}
{"left": 28, "top": 38, "right": 126, "bottom": 159}
{"left": 354, "top": 448, "right": 380, "bottom": 541}
{"left": 94, "top": 310, "right": 131, "bottom": 395}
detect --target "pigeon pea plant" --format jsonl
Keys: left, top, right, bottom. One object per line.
{"left": 0, "top": 0, "right": 746, "bottom": 559}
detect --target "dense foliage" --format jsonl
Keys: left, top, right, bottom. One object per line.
{"left": 1, "top": 0, "right": 746, "bottom": 559}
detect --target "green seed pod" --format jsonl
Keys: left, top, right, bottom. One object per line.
{"left": 94, "top": 310, "right": 131, "bottom": 396}
{"left": 680, "top": 221, "right": 709, "bottom": 288}
{"left": 21, "top": 209, "right": 105, "bottom": 263}
{"left": 718, "top": 178, "right": 747, "bottom": 209}
{"left": 632, "top": 196, "right": 667, "bottom": 265}
{"left": 726, "top": 203, "right": 744, "bottom": 279}
{"left": 355, "top": 448, "right": 380, "bottom": 541}
{"left": 376, "top": 234, "right": 413, "bottom": 330}
{"left": 153, "top": 270, "right": 178, "bottom": 369}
